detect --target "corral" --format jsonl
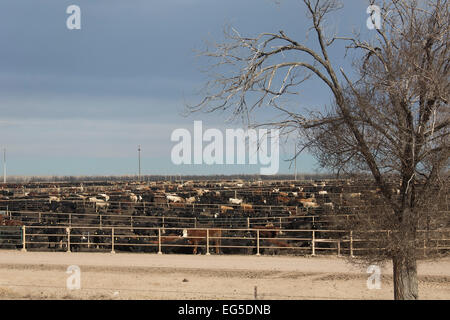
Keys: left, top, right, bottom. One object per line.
{"left": 0, "top": 179, "right": 449, "bottom": 256}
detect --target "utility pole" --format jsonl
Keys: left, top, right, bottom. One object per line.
{"left": 294, "top": 143, "right": 297, "bottom": 181}
{"left": 138, "top": 145, "right": 141, "bottom": 182}
{"left": 2, "top": 148, "right": 6, "bottom": 184}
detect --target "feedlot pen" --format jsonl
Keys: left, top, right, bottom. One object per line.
{"left": 2, "top": 225, "right": 449, "bottom": 257}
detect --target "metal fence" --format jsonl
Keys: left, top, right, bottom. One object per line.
{"left": 3, "top": 210, "right": 351, "bottom": 229}
{"left": 1, "top": 225, "right": 447, "bottom": 257}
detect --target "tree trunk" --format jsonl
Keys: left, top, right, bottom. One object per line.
{"left": 392, "top": 254, "right": 418, "bottom": 300}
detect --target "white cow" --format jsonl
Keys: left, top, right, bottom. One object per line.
{"left": 49, "top": 196, "right": 61, "bottom": 203}
{"left": 89, "top": 197, "right": 109, "bottom": 212}
{"left": 324, "top": 202, "right": 334, "bottom": 210}
{"left": 303, "top": 201, "right": 319, "bottom": 208}
{"left": 186, "top": 196, "right": 197, "bottom": 204}
{"left": 166, "top": 194, "right": 184, "bottom": 203}
{"left": 129, "top": 193, "right": 140, "bottom": 203}
{"left": 98, "top": 193, "right": 110, "bottom": 202}
{"left": 229, "top": 198, "right": 243, "bottom": 205}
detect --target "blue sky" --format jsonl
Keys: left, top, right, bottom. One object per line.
{"left": 0, "top": 0, "right": 373, "bottom": 176}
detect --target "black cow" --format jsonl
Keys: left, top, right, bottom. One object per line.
{"left": 69, "top": 229, "right": 88, "bottom": 252}
{"left": 44, "top": 222, "right": 66, "bottom": 250}
{"left": 92, "top": 229, "right": 111, "bottom": 250}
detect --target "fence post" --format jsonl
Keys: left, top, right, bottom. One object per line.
{"left": 21, "top": 225, "right": 27, "bottom": 252}
{"left": 206, "top": 229, "right": 210, "bottom": 255}
{"left": 350, "top": 231, "right": 354, "bottom": 257}
{"left": 111, "top": 228, "right": 115, "bottom": 254}
{"left": 194, "top": 218, "right": 197, "bottom": 228}
{"left": 66, "top": 227, "right": 71, "bottom": 253}
{"left": 337, "top": 240, "right": 341, "bottom": 256}
{"left": 279, "top": 217, "right": 282, "bottom": 229}
{"left": 69, "top": 213, "right": 72, "bottom": 227}
{"left": 247, "top": 217, "right": 250, "bottom": 229}
{"left": 162, "top": 216, "right": 165, "bottom": 228}
{"left": 100, "top": 214, "right": 103, "bottom": 229}
{"left": 158, "top": 228, "right": 162, "bottom": 254}
{"left": 423, "top": 238, "right": 427, "bottom": 258}
{"left": 256, "top": 230, "right": 260, "bottom": 256}
{"left": 311, "top": 230, "right": 316, "bottom": 256}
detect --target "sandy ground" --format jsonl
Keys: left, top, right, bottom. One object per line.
{"left": 0, "top": 250, "right": 448, "bottom": 300}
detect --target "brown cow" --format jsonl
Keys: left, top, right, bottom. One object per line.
{"left": 0, "top": 215, "right": 24, "bottom": 226}
{"left": 253, "top": 223, "right": 282, "bottom": 238}
{"left": 252, "top": 224, "right": 289, "bottom": 249}
{"left": 241, "top": 203, "right": 254, "bottom": 213}
{"left": 220, "top": 205, "right": 234, "bottom": 214}
{"left": 182, "top": 228, "right": 222, "bottom": 254}
{"left": 276, "top": 196, "right": 290, "bottom": 204}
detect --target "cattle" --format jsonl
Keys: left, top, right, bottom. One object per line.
{"left": 98, "top": 193, "right": 110, "bottom": 202}
{"left": 220, "top": 205, "right": 234, "bottom": 214}
{"left": 253, "top": 223, "right": 283, "bottom": 238}
{"left": 285, "top": 206, "right": 298, "bottom": 216}
{"left": 241, "top": 203, "right": 254, "bottom": 213}
{"left": 69, "top": 229, "right": 88, "bottom": 252}
{"left": 0, "top": 215, "right": 24, "bottom": 226}
{"left": 129, "top": 193, "right": 142, "bottom": 203}
{"left": 348, "top": 193, "right": 362, "bottom": 198}
{"left": 277, "top": 196, "right": 290, "bottom": 204}
{"left": 195, "top": 189, "right": 210, "bottom": 196}
{"left": 229, "top": 198, "right": 243, "bottom": 205}
{"left": 182, "top": 228, "right": 222, "bottom": 254}
{"left": 185, "top": 196, "right": 197, "bottom": 204}
{"left": 323, "top": 202, "right": 334, "bottom": 210}
{"left": 92, "top": 229, "right": 110, "bottom": 250}
{"left": 302, "top": 201, "right": 319, "bottom": 209}
{"left": 166, "top": 194, "right": 184, "bottom": 203}
{"left": 252, "top": 223, "right": 290, "bottom": 253}
{"left": 298, "top": 198, "right": 319, "bottom": 208}
{"left": 44, "top": 224, "right": 66, "bottom": 250}
{"left": 48, "top": 196, "right": 61, "bottom": 203}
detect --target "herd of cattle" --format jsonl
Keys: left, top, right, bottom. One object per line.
{"left": 0, "top": 179, "right": 439, "bottom": 255}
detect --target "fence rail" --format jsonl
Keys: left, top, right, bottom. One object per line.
{"left": 2, "top": 210, "right": 354, "bottom": 229}
{"left": 1, "top": 225, "right": 447, "bottom": 257}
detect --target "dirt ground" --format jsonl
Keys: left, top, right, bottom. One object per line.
{"left": 0, "top": 250, "right": 448, "bottom": 300}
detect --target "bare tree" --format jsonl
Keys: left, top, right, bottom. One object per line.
{"left": 190, "top": 0, "right": 449, "bottom": 299}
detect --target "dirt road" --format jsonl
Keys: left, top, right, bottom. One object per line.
{"left": 0, "top": 250, "right": 448, "bottom": 300}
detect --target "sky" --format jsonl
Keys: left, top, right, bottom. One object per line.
{"left": 0, "top": 0, "right": 374, "bottom": 176}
